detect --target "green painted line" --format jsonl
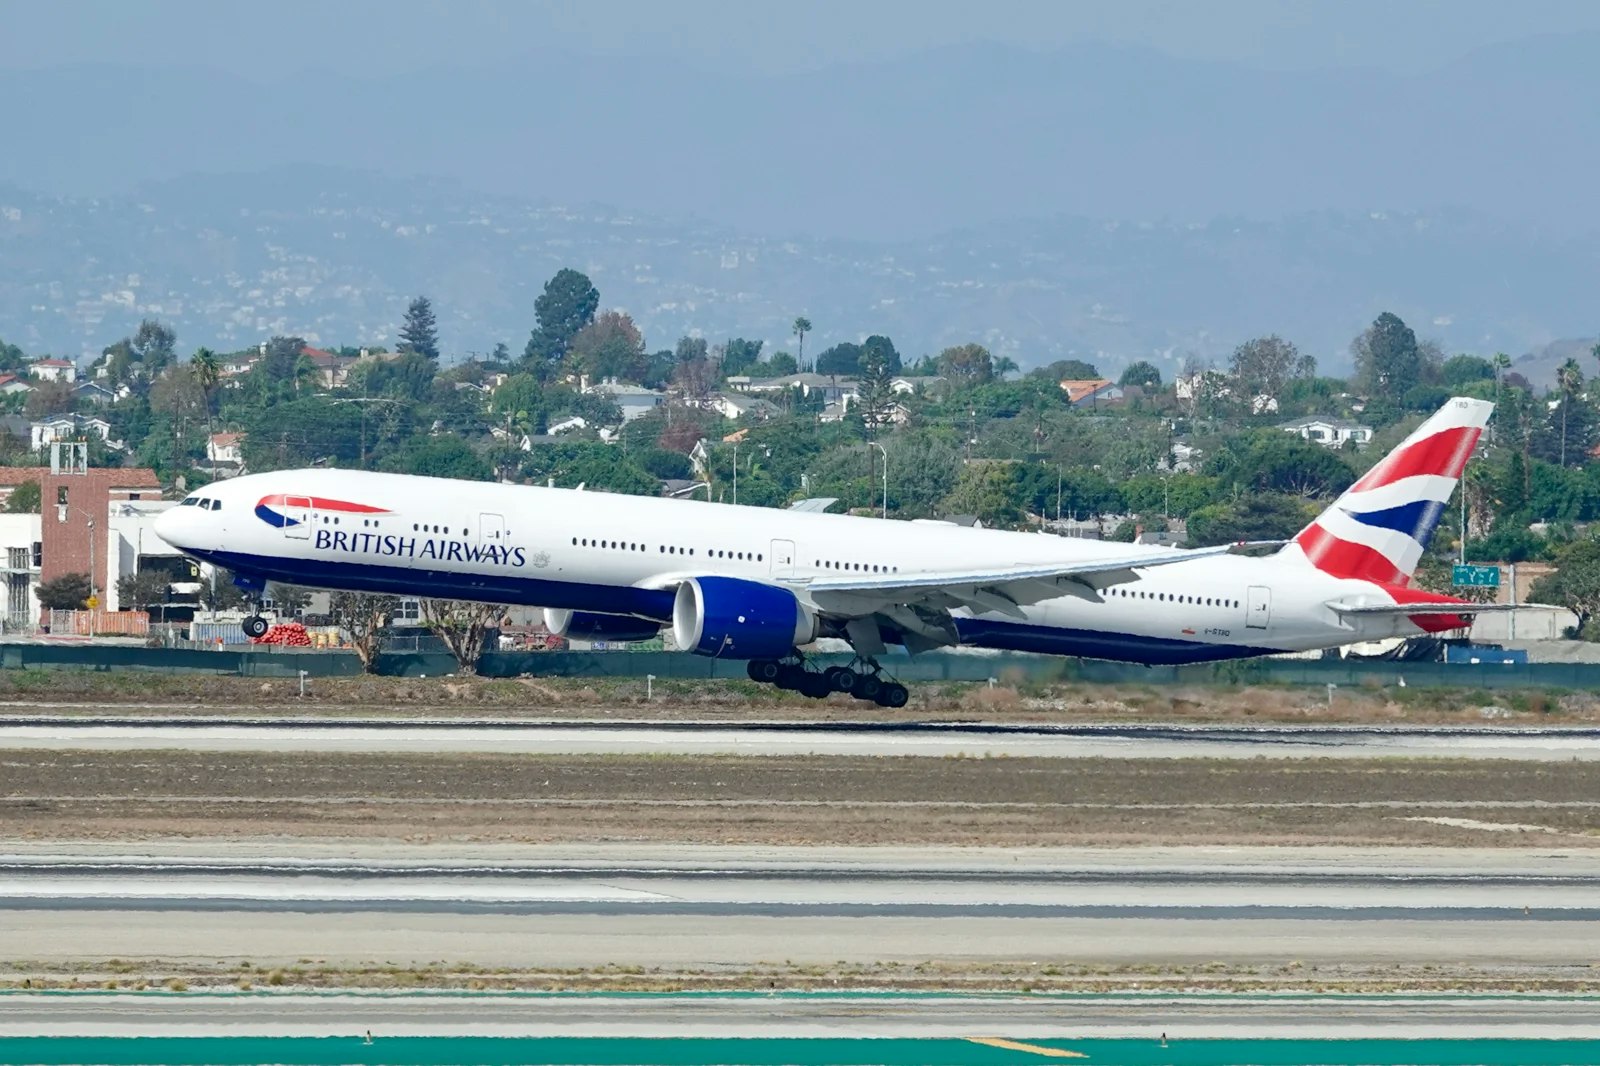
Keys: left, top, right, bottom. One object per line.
{"left": 2, "top": 1037, "right": 1599, "bottom": 1066}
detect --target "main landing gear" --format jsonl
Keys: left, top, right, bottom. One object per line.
{"left": 746, "top": 655, "right": 909, "bottom": 708}
{"left": 241, "top": 613, "right": 270, "bottom": 640}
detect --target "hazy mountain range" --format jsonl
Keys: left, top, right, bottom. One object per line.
{"left": 1, "top": 37, "right": 1596, "bottom": 377}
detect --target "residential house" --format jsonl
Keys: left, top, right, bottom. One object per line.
{"left": 585, "top": 381, "right": 666, "bottom": 423}
{"left": 547, "top": 416, "right": 588, "bottom": 435}
{"left": 302, "top": 347, "right": 358, "bottom": 389}
{"left": 745, "top": 373, "right": 859, "bottom": 406}
{"left": 28, "top": 358, "right": 76, "bottom": 384}
{"left": 31, "top": 416, "right": 112, "bottom": 452}
{"left": 0, "top": 374, "right": 34, "bottom": 397}
{"left": 206, "top": 432, "right": 244, "bottom": 466}
{"left": 890, "top": 375, "right": 944, "bottom": 396}
{"left": 706, "top": 393, "right": 780, "bottom": 421}
{"left": 73, "top": 381, "right": 115, "bottom": 406}
{"left": 1058, "top": 379, "right": 1123, "bottom": 408}
{"left": 219, "top": 354, "right": 260, "bottom": 379}
{"left": 1279, "top": 416, "right": 1373, "bottom": 448}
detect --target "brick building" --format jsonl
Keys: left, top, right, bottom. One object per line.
{"left": 0, "top": 464, "right": 164, "bottom": 604}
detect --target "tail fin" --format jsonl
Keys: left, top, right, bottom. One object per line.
{"left": 1281, "top": 397, "right": 1492, "bottom": 586}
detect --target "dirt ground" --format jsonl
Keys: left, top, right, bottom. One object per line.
{"left": 5, "top": 751, "right": 1597, "bottom": 847}
{"left": 3, "top": 669, "right": 1599, "bottom": 723}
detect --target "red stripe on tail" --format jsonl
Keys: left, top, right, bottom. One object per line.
{"left": 1351, "top": 426, "right": 1481, "bottom": 492}
{"left": 1294, "top": 523, "right": 1408, "bottom": 585}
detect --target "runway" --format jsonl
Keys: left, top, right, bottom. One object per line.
{"left": 4, "top": 990, "right": 1600, "bottom": 1040}
{"left": 5, "top": 715, "right": 1600, "bottom": 758}
{"left": 4, "top": 848, "right": 1597, "bottom": 975}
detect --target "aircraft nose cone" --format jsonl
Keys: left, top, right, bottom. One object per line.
{"left": 153, "top": 505, "right": 187, "bottom": 549}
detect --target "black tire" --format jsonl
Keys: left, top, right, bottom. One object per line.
{"left": 242, "top": 615, "right": 270, "bottom": 639}
{"left": 850, "top": 673, "right": 882, "bottom": 701}
{"left": 799, "top": 672, "right": 832, "bottom": 699}
{"left": 875, "top": 682, "right": 910, "bottom": 708}
{"left": 774, "top": 664, "right": 803, "bottom": 691}
{"left": 751, "top": 659, "right": 783, "bottom": 684}
{"left": 823, "top": 666, "right": 855, "bottom": 692}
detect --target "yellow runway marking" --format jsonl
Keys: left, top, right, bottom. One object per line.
{"left": 966, "top": 1037, "right": 1088, "bottom": 1058}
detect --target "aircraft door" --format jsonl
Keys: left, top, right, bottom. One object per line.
{"left": 283, "top": 495, "right": 311, "bottom": 540}
{"left": 769, "top": 539, "right": 797, "bottom": 579}
{"left": 1246, "top": 585, "right": 1271, "bottom": 630}
{"left": 479, "top": 513, "right": 507, "bottom": 550}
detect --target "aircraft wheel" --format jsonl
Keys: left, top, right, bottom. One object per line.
{"left": 748, "top": 659, "right": 782, "bottom": 684}
{"left": 850, "top": 672, "right": 882, "bottom": 701}
{"left": 774, "top": 664, "right": 804, "bottom": 691}
{"left": 823, "top": 666, "right": 856, "bottom": 692}
{"left": 242, "top": 615, "right": 270, "bottom": 640}
{"left": 799, "top": 672, "right": 832, "bottom": 699}
{"left": 874, "top": 682, "right": 910, "bottom": 709}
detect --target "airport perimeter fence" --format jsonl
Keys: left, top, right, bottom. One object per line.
{"left": 3, "top": 641, "right": 1600, "bottom": 691}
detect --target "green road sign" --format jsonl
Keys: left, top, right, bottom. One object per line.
{"left": 1453, "top": 564, "right": 1501, "bottom": 588}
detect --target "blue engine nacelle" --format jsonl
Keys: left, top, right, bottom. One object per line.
{"left": 543, "top": 608, "right": 662, "bottom": 643}
{"left": 672, "top": 576, "right": 818, "bottom": 659}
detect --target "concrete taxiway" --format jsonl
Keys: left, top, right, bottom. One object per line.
{"left": 4, "top": 716, "right": 1600, "bottom": 759}
{"left": 3, "top": 847, "right": 1596, "bottom": 973}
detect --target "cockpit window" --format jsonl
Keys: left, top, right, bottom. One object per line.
{"left": 181, "top": 497, "right": 199, "bottom": 506}
{"left": 208, "top": 500, "right": 221, "bottom": 511}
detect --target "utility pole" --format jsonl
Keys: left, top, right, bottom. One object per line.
{"left": 868, "top": 441, "right": 887, "bottom": 519}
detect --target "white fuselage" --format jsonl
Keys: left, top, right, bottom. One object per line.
{"left": 154, "top": 469, "right": 1436, "bottom": 665}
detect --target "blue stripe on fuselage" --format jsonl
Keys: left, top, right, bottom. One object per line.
{"left": 953, "top": 617, "right": 1271, "bottom": 665}
{"left": 181, "top": 547, "right": 677, "bottom": 621}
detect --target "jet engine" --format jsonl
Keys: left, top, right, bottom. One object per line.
{"left": 543, "top": 608, "right": 662, "bottom": 643}
{"left": 672, "top": 576, "right": 818, "bottom": 659}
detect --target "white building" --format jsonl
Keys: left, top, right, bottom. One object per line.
{"left": 0, "top": 512, "right": 42, "bottom": 629}
{"left": 206, "top": 432, "right": 244, "bottom": 465}
{"left": 706, "top": 393, "right": 780, "bottom": 421}
{"left": 1279, "top": 416, "right": 1374, "bottom": 448}
{"left": 32, "top": 416, "right": 112, "bottom": 452}
{"left": 586, "top": 381, "right": 666, "bottom": 423}
{"left": 103, "top": 499, "right": 194, "bottom": 613}
{"left": 28, "top": 358, "right": 77, "bottom": 383}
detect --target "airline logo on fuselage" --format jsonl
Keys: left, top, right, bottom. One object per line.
{"left": 255, "top": 494, "right": 391, "bottom": 529}
{"left": 256, "top": 493, "right": 527, "bottom": 568}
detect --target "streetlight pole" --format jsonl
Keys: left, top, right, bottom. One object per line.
{"left": 867, "top": 441, "right": 887, "bottom": 519}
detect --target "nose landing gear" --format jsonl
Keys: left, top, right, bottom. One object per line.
{"left": 242, "top": 614, "right": 271, "bottom": 640}
{"left": 746, "top": 655, "right": 909, "bottom": 707}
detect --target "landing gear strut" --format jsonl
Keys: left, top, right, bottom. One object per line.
{"left": 746, "top": 654, "right": 909, "bottom": 707}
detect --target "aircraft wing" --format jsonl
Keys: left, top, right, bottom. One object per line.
{"left": 800, "top": 542, "right": 1267, "bottom": 622}
{"left": 1327, "top": 601, "right": 1555, "bottom": 616}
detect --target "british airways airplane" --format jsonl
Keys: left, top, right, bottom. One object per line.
{"left": 155, "top": 398, "right": 1516, "bottom": 706}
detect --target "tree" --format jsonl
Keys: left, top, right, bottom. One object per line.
{"left": 1352, "top": 312, "right": 1428, "bottom": 396}
{"left": 1229, "top": 335, "right": 1300, "bottom": 401}
{"left": 24, "top": 379, "right": 75, "bottom": 418}
{"left": 936, "top": 343, "right": 995, "bottom": 387}
{"left": 568, "top": 310, "right": 647, "bottom": 382}
{"left": 198, "top": 567, "right": 250, "bottom": 612}
{"left": 1531, "top": 539, "right": 1600, "bottom": 637}
{"left": 815, "top": 342, "right": 863, "bottom": 377}
{"left": 398, "top": 296, "right": 440, "bottom": 359}
{"left": 1031, "top": 359, "right": 1101, "bottom": 382}
{"left": 792, "top": 317, "right": 812, "bottom": 367}
{"left": 1557, "top": 357, "right": 1585, "bottom": 467}
{"left": 1118, "top": 361, "right": 1163, "bottom": 389}
{"left": 37, "top": 572, "right": 91, "bottom": 611}
{"left": 421, "top": 598, "right": 506, "bottom": 672}
{"left": 192, "top": 347, "right": 221, "bottom": 448}
{"left": 860, "top": 335, "right": 901, "bottom": 376}
{"left": 942, "top": 462, "right": 1025, "bottom": 527}
{"left": 524, "top": 269, "right": 599, "bottom": 376}
{"left": 1207, "top": 430, "right": 1355, "bottom": 498}
{"left": 5, "top": 480, "right": 39, "bottom": 513}
{"left": 329, "top": 591, "right": 399, "bottom": 673}
{"left": 721, "top": 338, "right": 764, "bottom": 376}
{"left": 671, "top": 354, "right": 718, "bottom": 402}
{"left": 261, "top": 335, "right": 309, "bottom": 383}
{"left": 854, "top": 350, "right": 897, "bottom": 436}
{"left": 1441, "top": 354, "right": 1494, "bottom": 389}
{"left": 116, "top": 569, "right": 171, "bottom": 613}
{"left": 380, "top": 436, "right": 492, "bottom": 481}
{"left": 130, "top": 319, "right": 177, "bottom": 373}
{"left": 1187, "top": 494, "right": 1314, "bottom": 546}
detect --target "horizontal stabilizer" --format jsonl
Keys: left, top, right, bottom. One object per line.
{"left": 1327, "top": 601, "right": 1557, "bottom": 616}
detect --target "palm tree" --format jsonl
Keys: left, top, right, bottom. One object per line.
{"left": 192, "top": 347, "right": 221, "bottom": 455}
{"left": 1557, "top": 357, "right": 1584, "bottom": 467}
{"left": 792, "top": 317, "right": 812, "bottom": 369}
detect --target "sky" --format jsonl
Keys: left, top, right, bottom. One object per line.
{"left": 4, "top": 0, "right": 1600, "bottom": 76}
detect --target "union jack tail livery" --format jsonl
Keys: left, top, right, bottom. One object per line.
{"left": 1283, "top": 397, "right": 1492, "bottom": 586}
